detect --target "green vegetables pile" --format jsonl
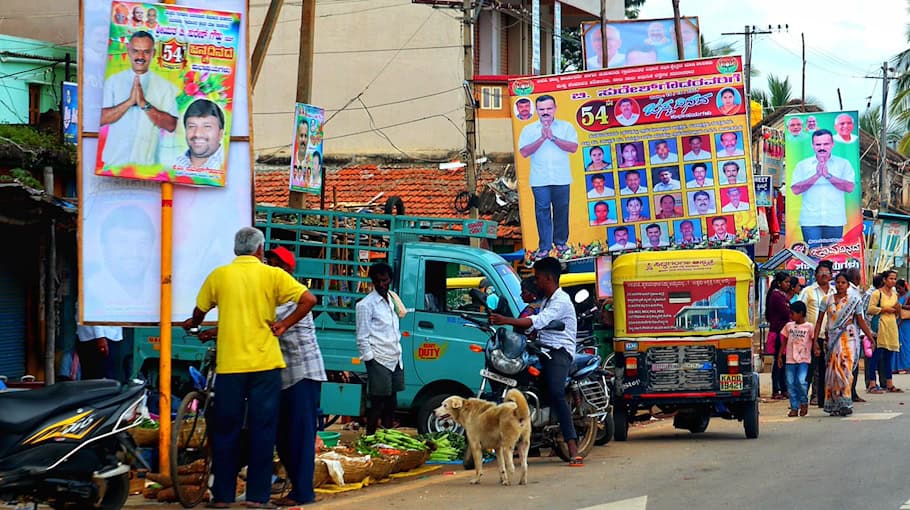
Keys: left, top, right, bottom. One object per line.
{"left": 419, "top": 431, "right": 466, "bottom": 462}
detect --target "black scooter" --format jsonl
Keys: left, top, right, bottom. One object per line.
{"left": 0, "top": 380, "right": 148, "bottom": 509}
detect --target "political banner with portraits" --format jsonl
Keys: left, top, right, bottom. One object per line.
{"left": 784, "top": 111, "right": 863, "bottom": 272}
{"left": 289, "top": 103, "right": 325, "bottom": 194}
{"left": 63, "top": 81, "right": 78, "bottom": 145}
{"left": 581, "top": 17, "right": 700, "bottom": 71}
{"left": 80, "top": 0, "right": 253, "bottom": 323}
{"left": 508, "top": 56, "right": 757, "bottom": 261}
{"left": 95, "top": 2, "right": 241, "bottom": 187}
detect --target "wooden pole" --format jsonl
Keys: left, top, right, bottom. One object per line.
{"left": 800, "top": 33, "right": 806, "bottom": 113}
{"left": 250, "top": 0, "right": 285, "bottom": 89}
{"left": 672, "top": 0, "right": 684, "bottom": 60}
{"left": 463, "top": 0, "right": 478, "bottom": 227}
{"left": 289, "top": 0, "right": 316, "bottom": 210}
{"left": 599, "top": 0, "right": 607, "bottom": 68}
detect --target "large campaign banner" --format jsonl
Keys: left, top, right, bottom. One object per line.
{"left": 581, "top": 17, "right": 700, "bottom": 70}
{"left": 63, "top": 81, "right": 78, "bottom": 145}
{"left": 79, "top": 0, "right": 252, "bottom": 324}
{"left": 289, "top": 103, "right": 325, "bottom": 194}
{"left": 784, "top": 111, "right": 863, "bottom": 271}
{"left": 509, "top": 56, "right": 757, "bottom": 260}
{"left": 95, "top": 2, "right": 240, "bottom": 187}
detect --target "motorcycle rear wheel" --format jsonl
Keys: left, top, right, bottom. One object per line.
{"left": 51, "top": 472, "right": 130, "bottom": 510}
{"left": 553, "top": 396, "right": 598, "bottom": 461}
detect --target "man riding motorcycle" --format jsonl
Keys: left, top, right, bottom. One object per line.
{"left": 489, "top": 256, "right": 583, "bottom": 467}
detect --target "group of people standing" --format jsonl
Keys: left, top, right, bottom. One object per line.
{"left": 765, "top": 262, "right": 910, "bottom": 418}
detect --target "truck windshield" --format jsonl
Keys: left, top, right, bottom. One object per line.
{"left": 494, "top": 263, "right": 523, "bottom": 312}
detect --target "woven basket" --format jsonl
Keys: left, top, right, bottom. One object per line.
{"left": 386, "top": 454, "right": 403, "bottom": 474}
{"left": 129, "top": 427, "right": 159, "bottom": 447}
{"left": 313, "top": 460, "right": 329, "bottom": 488}
{"left": 338, "top": 455, "right": 373, "bottom": 484}
{"left": 177, "top": 420, "right": 207, "bottom": 448}
{"left": 396, "top": 449, "right": 429, "bottom": 472}
{"left": 367, "top": 456, "right": 395, "bottom": 480}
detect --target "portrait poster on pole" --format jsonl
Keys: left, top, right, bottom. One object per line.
{"left": 289, "top": 103, "right": 325, "bottom": 194}
{"left": 581, "top": 17, "right": 700, "bottom": 71}
{"left": 63, "top": 81, "right": 78, "bottom": 145}
{"left": 95, "top": 1, "right": 240, "bottom": 187}
{"left": 784, "top": 111, "right": 863, "bottom": 271}
{"left": 79, "top": 0, "right": 252, "bottom": 324}
{"left": 508, "top": 56, "right": 757, "bottom": 261}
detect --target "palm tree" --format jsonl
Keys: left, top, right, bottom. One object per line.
{"left": 888, "top": 0, "right": 910, "bottom": 154}
{"left": 863, "top": 105, "right": 907, "bottom": 151}
{"left": 751, "top": 74, "right": 823, "bottom": 116}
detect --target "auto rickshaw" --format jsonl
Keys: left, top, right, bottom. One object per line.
{"left": 611, "top": 249, "right": 759, "bottom": 439}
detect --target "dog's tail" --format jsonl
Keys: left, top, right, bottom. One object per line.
{"left": 505, "top": 388, "right": 531, "bottom": 423}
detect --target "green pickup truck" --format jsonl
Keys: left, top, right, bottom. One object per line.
{"left": 133, "top": 206, "right": 527, "bottom": 432}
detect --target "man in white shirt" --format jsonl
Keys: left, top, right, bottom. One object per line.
{"left": 643, "top": 223, "right": 668, "bottom": 248}
{"left": 683, "top": 135, "right": 711, "bottom": 161}
{"left": 675, "top": 219, "right": 700, "bottom": 245}
{"left": 490, "top": 257, "right": 581, "bottom": 465}
{"left": 519, "top": 95, "right": 580, "bottom": 257}
{"left": 708, "top": 216, "right": 736, "bottom": 241}
{"left": 100, "top": 31, "right": 178, "bottom": 167}
{"left": 76, "top": 313, "right": 124, "bottom": 380}
{"left": 652, "top": 168, "right": 681, "bottom": 192}
{"left": 619, "top": 170, "right": 648, "bottom": 195}
{"left": 790, "top": 129, "right": 856, "bottom": 249}
{"left": 717, "top": 131, "right": 745, "bottom": 157}
{"left": 834, "top": 113, "right": 858, "bottom": 144}
{"left": 356, "top": 262, "right": 404, "bottom": 435}
{"left": 615, "top": 98, "right": 639, "bottom": 126}
{"left": 685, "top": 162, "right": 713, "bottom": 188}
{"left": 609, "top": 226, "right": 637, "bottom": 251}
{"left": 721, "top": 187, "right": 750, "bottom": 212}
{"left": 650, "top": 140, "right": 678, "bottom": 164}
{"left": 690, "top": 190, "right": 716, "bottom": 215}
{"left": 587, "top": 173, "right": 614, "bottom": 198}
{"left": 721, "top": 160, "right": 745, "bottom": 184}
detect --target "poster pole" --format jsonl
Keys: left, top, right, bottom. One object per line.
{"left": 158, "top": 0, "right": 176, "bottom": 481}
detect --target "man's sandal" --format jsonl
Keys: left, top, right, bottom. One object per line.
{"left": 568, "top": 456, "right": 584, "bottom": 467}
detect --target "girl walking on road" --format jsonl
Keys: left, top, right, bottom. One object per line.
{"left": 778, "top": 301, "right": 814, "bottom": 417}
{"left": 815, "top": 272, "right": 877, "bottom": 416}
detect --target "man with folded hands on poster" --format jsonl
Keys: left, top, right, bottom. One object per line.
{"left": 174, "top": 99, "right": 225, "bottom": 170}
{"left": 183, "top": 227, "right": 316, "bottom": 509}
{"left": 790, "top": 129, "right": 855, "bottom": 250}
{"left": 518, "top": 95, "right": 580, "bottom": 258}
{"left": 100, "top": 31, "right": 178, "bottom": 167}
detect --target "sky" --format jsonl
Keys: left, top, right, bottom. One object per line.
{"left": 637, "top": 0, "right": 909, "bottom": 115}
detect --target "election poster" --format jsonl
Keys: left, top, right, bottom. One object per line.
{"left": 508, "top": 56, "right": 757, "bottom": 261}
{"left": 62, "top": 81, "right": 78, "bottom": 145}
{"left": 79, "top": 0, "right": 253, "bottom": 323}
{"left": 622, "top": 277, "right": 737, "bottom": 334}
{"left": 784, "top": 111, "right": 863, "bottom": 272}
{"left": 753, "top": 175, "right": 772, "bottom": 207}
{"left": 95, "top": 2, "right": 241, "bottom": 187}
{"left": 581, "top": 17, "right": 700, "bottom": 71}
{"left": 289, "top": 103, "right": 325, "bottom": 194}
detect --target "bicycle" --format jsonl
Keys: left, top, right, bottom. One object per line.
{"left": 170, "top": 328, "right": 216, "bottom": 508}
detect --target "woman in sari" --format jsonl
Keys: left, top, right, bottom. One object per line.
{"left": 892, "top": 279, "right": 910, "bottom": 373}
{"left": 815, "top": 271, "right": 876, "bottom": 416}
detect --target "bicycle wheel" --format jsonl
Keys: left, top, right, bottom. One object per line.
{"left": 171, "top": 390, "right": 212, "bottom": 508}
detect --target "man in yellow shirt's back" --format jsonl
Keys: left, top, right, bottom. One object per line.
{"left": 183, "top": 227, "right": 316, "bottom": 508}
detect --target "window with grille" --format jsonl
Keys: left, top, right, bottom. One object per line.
{"left": 480, "top": 86, "right": 502, "bottom": 110}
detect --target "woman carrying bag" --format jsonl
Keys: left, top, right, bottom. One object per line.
{"left": 867, "top": 270, "right": 903, "bottom": 393}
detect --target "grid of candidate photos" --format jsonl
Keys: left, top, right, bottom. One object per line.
{"left": 581, "top": 131, "right": 751, "bottom": 251}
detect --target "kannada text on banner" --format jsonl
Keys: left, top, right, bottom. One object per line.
{"left": 581, "top": 17, "right": 700, "bottom": 71}
{"left": 623, "top": 277, "right": 737, "bottom": 334}
{"left": 289, "top": 103, "right": 325, "bottom": 194}
{"left": 784, "top": 111, "right": 863, "bottom": 272}
{"left": 96, "top": 2, "right": 240, "bottom": 187}
{"left": 508, "top": 56, "right": 758, "bottom": 260}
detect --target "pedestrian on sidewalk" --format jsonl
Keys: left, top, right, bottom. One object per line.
{"left": 847, "top": 268, "right": 868, "bottom": 403}
{"left": 266, "top": 247, "right": 325, "bottom": 508}
{"left": 867, "top": 270, "right": 904, "bottom": 394}
{"left": 799, "top": 261, "right": 835, "bottom": 407}
{"left": 779, "top": 301, "right": 814, "bottom": 416}
{"left": 892, "top": 279, "right": 910, "bottom": 373}
{"left": 815, "top": 271, "right": 876, "bottom": 416}
{"left": 766, "top": 272, "right": 791, "bottom": 400}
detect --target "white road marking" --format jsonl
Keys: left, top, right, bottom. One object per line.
{"left": 898, "top": 496, "right": 910, "bottom": 510}
{"left": 578, "top": 496, "right": 648, "bottom": 510}
{"left": 842, "top": 412, "right": 902, "bottom": 421}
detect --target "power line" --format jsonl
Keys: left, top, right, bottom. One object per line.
{"left": 356, "top": 96, "right": 459, "bottom": 163}
{"left": 254, "top": 86, "right": 462, "bottom": 115}
{"left": 266, "top": 44, "right": 462, "bottom": 56}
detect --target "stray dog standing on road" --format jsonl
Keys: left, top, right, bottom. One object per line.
{"left": 434, "top": 389, "right": 531, "bottom": 486}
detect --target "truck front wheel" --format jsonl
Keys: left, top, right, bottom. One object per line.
{"left": 417, "top": 393, "right": 464, "bottom": 435}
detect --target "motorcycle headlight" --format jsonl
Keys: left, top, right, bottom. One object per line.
{"left": 489, "top": 348, "right": 526, "bottom": 375}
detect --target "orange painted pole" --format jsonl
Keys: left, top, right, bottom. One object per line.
{"left": 158, "top": 0, "right": 176, "bottom": 479}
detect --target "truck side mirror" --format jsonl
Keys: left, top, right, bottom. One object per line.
{"left": 486, "top": 293, "right": 500, "bottom": 312}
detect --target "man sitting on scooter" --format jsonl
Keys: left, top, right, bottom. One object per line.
{"left": 490, "top": 257, "right": 582, "bottom": 466}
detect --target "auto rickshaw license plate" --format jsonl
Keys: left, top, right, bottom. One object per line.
{"left": 720, "top": 374, "right": 743, "bottom": 391}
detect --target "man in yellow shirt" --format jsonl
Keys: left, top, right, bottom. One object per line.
{"left": 183, "top": 227, "right": 316, "bottom": 509}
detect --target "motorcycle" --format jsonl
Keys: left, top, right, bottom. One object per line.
{"left": 571, "top": 289, "right": 615, "bottom": 446}
{"left": 461, "top": 293, "right": 608, "bottom": 464}
{"left": 0, "top": 380, "right": 148, "bottom": 510}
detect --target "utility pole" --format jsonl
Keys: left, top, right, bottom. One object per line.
{"left": 251, "top": 0, "right": 285, "bottom": 89}
{"left": 463, "top": 0, "right": 479, "bottom": 228}
{"left": 289, "top": 0, "right": 317, "bottom": 210}
{"left": 599, "top": 0, "right": 607, "bottom": 68}
{"left": 721, "top": 25, "right": 784, "bottom": 130}
{"left": 880, "top": 62, "right": 892, "bottom": 209}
